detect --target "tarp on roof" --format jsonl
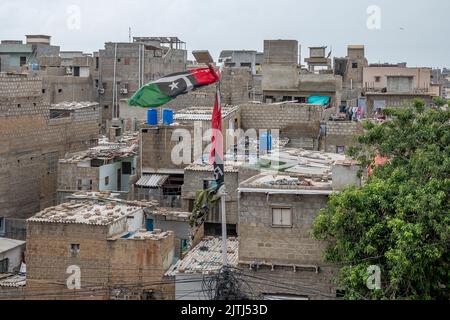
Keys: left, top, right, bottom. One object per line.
{"left": 307, "top": 96, "right": 330, "bottom": 106}
{"left": 135, "top": 175, "right": 169, "bottom": 188}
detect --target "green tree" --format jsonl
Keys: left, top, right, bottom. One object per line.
{"left": 313, "top": 100, "right": 450, "bottom": 300}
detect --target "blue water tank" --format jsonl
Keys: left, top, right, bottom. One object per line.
{"left": 260, "top": 132, "right": 273, "bottom": 153}
{"left": 163, "top": 109, "right": 174, "bottom": 125}
{"left": 147, "top": 109, "right": 158, "bottom": 126}
{"left": 31, "top": 63, "right": 39, "bottom": 71}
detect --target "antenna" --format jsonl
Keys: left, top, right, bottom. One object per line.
{"left": 129, "top": 27, "right": 132, "bottom": 43}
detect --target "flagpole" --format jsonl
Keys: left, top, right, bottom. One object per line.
{"left": 216, "top": 80, "right": 228, "bottom": 268}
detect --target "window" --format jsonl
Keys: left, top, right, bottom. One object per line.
{"left": 95, "top": 79, "right": 99, "bottom": 88}
{"left": 46, "top": 152, "right": 58, "bottom": 174}
{"left": 375, "top": 76, "right": 381, "bottom": 83}
{"left": 95, "top": 57, "right": 99, "bottom": 70}
{"left": 42, "top": 89, "right": 46, "bottom": 94}
{"left": 105, "top": 176, "right": 110, "bottom": 186}
{"left": 73, "top": 66, "right": 80, "bottom": 77}
{"left": 58, "top": 89, "right": 63, "bottom": 94}
{"left": 272, "top": 208, "right": 292, "bottom": 227}
{"left": 122, "top": 162, "right": 132, "bottom": 175}
{"left": 0, "top": 258, "right": 9, "bottom": 273}
{"left": 0, "top": 217, "right": 5, "bottom": 236}
{"left": 70, "top": 244, "right": 80, "bottom": 257}
{"left": 77, "top": 179, "right": 93, "bottom": 191}
{"left": 352, "top": 62, "right": 358, "bottom": 69}
{"left": 20, "top": 56, "right": 27, "bottom": 66}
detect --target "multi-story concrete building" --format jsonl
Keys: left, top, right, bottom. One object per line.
{"left": 262, "top": 40, "right": 342, "bottom": 110}
{"left": 0, "top": 35, "right": 60, "bottom": 73}
{"left": 363, "top": 64, "right": 438, "bottom": 116}
{"left": 0, "top": 75, "right": 101, "bottom": 240}
{"left": 96, "top": 37, "right": 187, "bottom": 125}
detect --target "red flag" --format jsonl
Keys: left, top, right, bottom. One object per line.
{"left": 210, "top": 84, "right": 225, "bottom": 188}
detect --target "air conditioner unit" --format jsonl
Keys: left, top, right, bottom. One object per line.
{"left": 98, "top": 88, "right": 105, "bottom": 94}
{"left": 120, "top": 88, "right": 128, "bottom": 95}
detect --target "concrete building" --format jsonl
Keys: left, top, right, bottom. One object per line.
{"left": 165, "top": 237, "right": 239, "bottom": 300}
{"left": 236, "top": 158, "right": 361, "bottom": 300}
{"left": 0, "top": 35, "right": 60, "bottom": 73}
{"left": 96, "top": 37, "right": 187, "bottom": 125}
{"left": 323, "top": 121, "right": 364, "bottom": 154}
{"left": 0, "top": 75, "right": 101, "bottom": 240}
{"left": 305, "top": 46, "right": 332, "bottom": 73}
{"left": 57, "top": 134, "right": 139, "bottom": 202}
{"left": 0, "top": 238, "right": 26, "bottom": 273}
{"left": 363, "top": 64, "right": 437, "bottom": 116}
{"left": 136, "top": 105, "right": 242, "bottom": 208}
{"left": 334, "top": 45, "right": 368, "bottom": 109}
{"left": 240, "top": 102, "right": 334, "bottom": 151}
{"left": 219, "top": 50, "right": 263, "bottom": 75}
{"left": 262, "top": 40, "right": 342, "bottom": 110}
{"left": 23, "top": 196, "right": 175, "bottom": 300}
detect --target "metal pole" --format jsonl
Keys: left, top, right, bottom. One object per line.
{"left": 216, "top": 81, "right": 228, "bottom": 267}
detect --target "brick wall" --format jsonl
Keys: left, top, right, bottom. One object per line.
{"left": 238, "top": 192, "right": 328, "bottom": 265}
{"left": 0, "top": 74, "right": 101, "bottom": 234}
{"left": 25, "top": 221, "right": 175, "bottom": 300}
{"left": 324, "top": 121, "right": 363, "bottom": 153}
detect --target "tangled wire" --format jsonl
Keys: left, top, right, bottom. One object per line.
{"left": 202, "top": 266, "right": 260, "bottom": 300}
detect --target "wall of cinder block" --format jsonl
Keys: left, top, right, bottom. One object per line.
{"left": 239, "top": 265, "right": 339, "bottom": 300}
{"left": 0, "top": 75, "right": 101, "bottom": 240}
{"left": 238, "top": 192, "right": 329, "bottom": 265}
{"left": 181, "top": 170, "right": 240, "bottom": 225}
{"left": 25, "top": 221, "right": 175, "bottom": 300}
{"left": 324, "top": 121, "right": 363, "bottom": 153}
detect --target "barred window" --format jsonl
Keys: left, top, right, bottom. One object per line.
{"left": 47, "top": 152, "right": 58, "bottom": 174}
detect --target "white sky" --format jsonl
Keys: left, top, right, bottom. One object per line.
{"left": 1, "top": 0, "right": 449, "bottom": 68}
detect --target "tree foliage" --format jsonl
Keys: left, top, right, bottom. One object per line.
{"left": 313, "top": 100, "right": 450, "bottom": 300}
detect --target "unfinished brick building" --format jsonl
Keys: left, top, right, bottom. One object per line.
{"left": 24, "top": 197, "right": 174, "bottom": 300}
{"left": 0, "top": 74, "right": 101, "bottom": 239}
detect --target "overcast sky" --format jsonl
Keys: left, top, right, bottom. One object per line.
{"left": 1, "top": 0, "right": 449, "bottom": 68}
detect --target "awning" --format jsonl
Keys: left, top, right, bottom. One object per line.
{"left": 307, "top": 96, "right": 330, "bottom": 107}
{"left": 135, "top": 175, "right": 169, "bottom": 188}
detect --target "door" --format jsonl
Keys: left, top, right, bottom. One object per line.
{"left": 117, "top": 168, "right": 122, "bottom": 191}
{"left": 146, "top": 219, "right": 154, "bottom": 232}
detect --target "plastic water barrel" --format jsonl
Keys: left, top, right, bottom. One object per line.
{"left": 31, "top": 63, "right": 39, "bottom": 71}
{"left": 260, "top": 132, "right": 273, "bottom": 153}
{"left": 163, "top": 109, "right": 174, "bottom": 125}
{"left": 147, "top": 109, "right": 158, "bottom": 126}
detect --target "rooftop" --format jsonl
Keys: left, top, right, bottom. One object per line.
{"left": 185, "top": 161, "right": 242, "bottom": 173}
{"left": 28, "top": 199, "right": 150, "bottom": 226}
{"left": 60, "top": 134, "right": 138, "bottom": 164}
{"left": 0, "top": 274, "right": 26, "bottom": 288}
{"left": 50, "top": 101, "right": 99, "bottom": 111}
{"left": 151, "top": 208, "right": 192, "bottom": 222}
{"left": 0, "top": 238, "right": 26, "bottom": 254}
{"left": 127, "top": 229, "right": 173, "bottom": 241}
{"left": 239, "top": 173, "right": 333, "bottom": 194}
{"left": 174, "top": 105, "right": 240, "bottom": 121}
{"left": 166, "top": 237, "right": 239, "bottom": 276}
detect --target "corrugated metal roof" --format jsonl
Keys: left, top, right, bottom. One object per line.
{"left": 0, "top": 274, "right": 26, "bottom": 288}
{"left": 136, "top": 174, "right": 169, "bottom": 188}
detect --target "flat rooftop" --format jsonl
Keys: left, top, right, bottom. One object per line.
{"left": 60, "top": 135, "right": 138, "bottom": 164}
{"left": 166, "top": 237, "right": 238, "bottom": 276}
{"left": 50, "top": 101, "right": 99, "bottom": 110}
{"left": 239, "top": 173, "right": 333, "bottom": 194}
{"left": 151, "top": 208, "right": 192, "bottom": 222}
{"left": 128, "top": 229, "right": 173, "bottom": 241}
{"left": 174, "top": 105, "right": 240, "bottom": 121}
{"left": 28, "top": 200, "right": 146, "bottom": 226}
